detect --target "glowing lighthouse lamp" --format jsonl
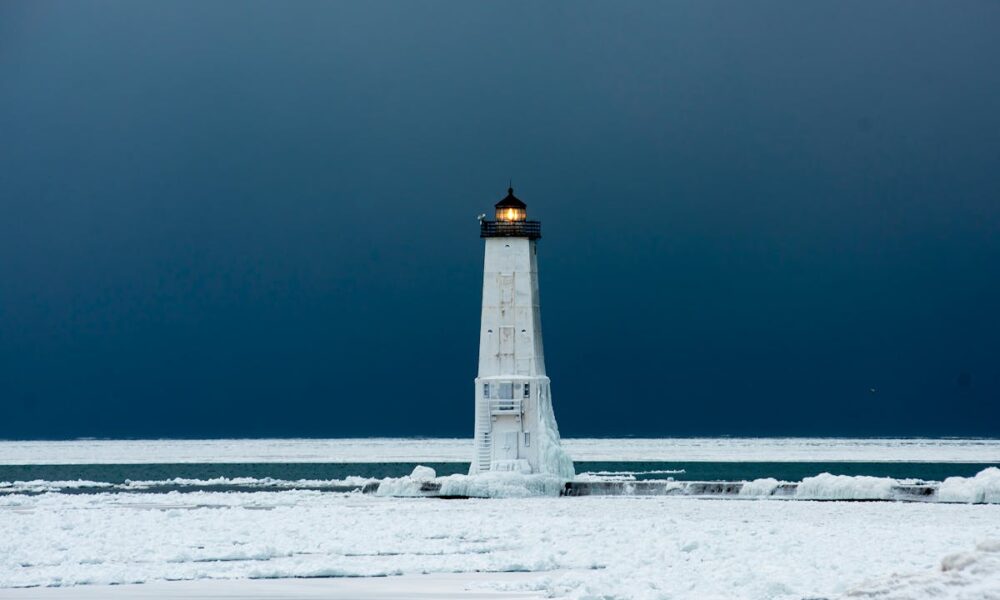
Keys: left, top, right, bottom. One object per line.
{"left": 470, "top": 188, "right": 574, "bottom": 478}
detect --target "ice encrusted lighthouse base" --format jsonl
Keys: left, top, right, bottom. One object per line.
{"left": 469, "top": 193, "right": 573, "bottom": 479}
{"left": 470, "top": 373, "right": 574, "bottom": 478}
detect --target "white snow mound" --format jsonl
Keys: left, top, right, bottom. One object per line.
{"left": 797, "top": 472, "right": 895, "bottom": 500}
{"left": 844, "top": 539, "right": 1000, "bottom": 599}
{"left": 409, "top": 465, "right": 436, "bottom": 480}
{"left": 739, "top": 477, "right": 783, "bottom": 497}
{"left": 938, "top": 467, "right": 1000, "bottom": 504}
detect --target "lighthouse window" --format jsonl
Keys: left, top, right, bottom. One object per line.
{"left": 524, "top": 432, "right": 531, "bottom": 447}
{"left": 499, "top": 382, "right": 514, "bottom": 399}
{"left": 483, "top": 383, "right": 490, "bottom": 398}
{"left": 523, "top": 383, "right": 530, "bottom": 398}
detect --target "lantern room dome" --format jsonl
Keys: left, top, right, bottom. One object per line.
{"left": 481, "top": 186, "right": 540, "bottom": 240}
{"left": 495, "top": 187, "right": 527, "bottom": 222}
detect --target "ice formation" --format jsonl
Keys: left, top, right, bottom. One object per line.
{"left": 532, "top": 389, "right": 575, "bottom": 480}
{"left": 937, "top": 466, "right": 1000, "bottom": 504}
{"left": 375, "top": 468, "right": 565, "bottom": 498}
{"left": 738, "top": 477, "right": 782, "bottom": 497}
{"left": 796, "top": 472, "right": 896, "bottom": 500}
{"left": 407, "top": 465, "right": 436, "bottom": 481}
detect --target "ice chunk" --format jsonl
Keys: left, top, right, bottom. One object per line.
{"left": 796, "top": 472, "right": 894, "bottom": 500}
{"left": 409, "top": 465, "right": 436, "bottom": 480}
{"left": 739, "top": 478, "right": 783, "bottom": 497}
{"left": 938, "top": 467, "right": 1000, "bottom": 504}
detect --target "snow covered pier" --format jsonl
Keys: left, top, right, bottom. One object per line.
{"left": 360, "top": 479, "right": 938, "bottom": 501}
{"left": 562, "top": 480, "right": 939, "bottom": 501}
{"left": 362, "top": 478, "right": 980, "bottom": 502}
{"left": 361, "top": 466, "right": 999, "bottom": 502}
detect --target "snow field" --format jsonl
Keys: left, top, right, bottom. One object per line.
{"left": 2, "top": 490, "right": 998, "bottom": 599}
{"left": 0, "top": 572, "right": 550, "bottom": 599}
{"left": 843, "top": 539, "right": 1000, "bottom": 600}
{"left": 0, "top": 477, "right": 378, "bottom": 495}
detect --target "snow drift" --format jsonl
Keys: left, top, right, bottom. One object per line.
{"left": 937, "top": 467, "right": 1000, "bottom": 504}
{"left": 844, "top": 539, "right": 1000, "bottom": 599}
{"left": 796, "top": 473, "right": 896, "bottom": 500}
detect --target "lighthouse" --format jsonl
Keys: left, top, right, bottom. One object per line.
{"left": 470, "top": 188, "right": 574, "bottom": 478}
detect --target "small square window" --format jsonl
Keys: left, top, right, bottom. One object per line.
{"left": 523, "top": 383, "right": 531, "bottom": 398}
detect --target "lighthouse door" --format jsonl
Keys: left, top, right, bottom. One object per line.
{"left": 502, "top": 431, "right": 519, "bottom": 459}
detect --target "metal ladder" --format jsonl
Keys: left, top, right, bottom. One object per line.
{"left": 476, "top": 403, "right": 492, "bottom": 471}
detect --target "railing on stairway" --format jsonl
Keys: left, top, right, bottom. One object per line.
{"left": 489, "top": 399, "right": 522, "bottom": 414}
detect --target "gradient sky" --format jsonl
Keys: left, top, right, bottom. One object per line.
{"left": 2, "top": 1, "right": 999, "bottom": 439}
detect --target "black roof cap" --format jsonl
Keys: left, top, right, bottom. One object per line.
{"left": 495, "top": 187, "right": 527, "bottom": 209}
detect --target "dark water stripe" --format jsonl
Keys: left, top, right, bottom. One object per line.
{"left": 0, "top": 461, "right": 995, "bottom": 486}
{"left": 0, "top": 462, "right": 468, "bottom": 484}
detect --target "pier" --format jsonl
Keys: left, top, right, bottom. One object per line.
{"left": 561, "top": 480, "right": 938, "bottom": 501}
{"left": 361, "top": 479, "right": 942, "bottom": 501}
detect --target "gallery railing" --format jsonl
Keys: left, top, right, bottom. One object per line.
{"left": 480, "top": 220, "right": 541, "bottom": 240}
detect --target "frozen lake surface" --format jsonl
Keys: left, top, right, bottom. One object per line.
{"left": 1, "top": 438, "right": 998, "bottom": 598}
{"left": 0, "top": 572, "right": 547, "bottom": 599}
{"left": 1, "top": 490, "right": 999, "bottom": 599}
{"left": 2, "top": 437, "right": 999, "bottom": 464}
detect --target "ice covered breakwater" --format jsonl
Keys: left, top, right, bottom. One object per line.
{"left": 366, "top": 466, "right": 1000, "bottom": 503}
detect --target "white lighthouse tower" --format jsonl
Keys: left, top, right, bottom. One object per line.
{"left": 470, "top": 188, "right": 574, "bottom": 478}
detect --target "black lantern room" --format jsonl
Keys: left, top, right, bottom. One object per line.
{"left": 495, "top": 188, "right": 527, "bottom": 222}
{"left": 480, "top": 187, "right": 541, "bottom": 240}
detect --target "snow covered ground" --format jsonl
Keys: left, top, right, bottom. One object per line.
{"left": 0, "top": 572, "right": 547, "bottom": 599}
{"left": 2, "top": 437, "right": 999, "bottom": 464}
{"left": 2, "top": 438, "right": 998, "bottom": 598}
{"left": 2, "top": 490, "right": 998, "bottom": 599}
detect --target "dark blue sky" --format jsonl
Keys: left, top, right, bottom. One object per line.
{"left": 2, "top": 1, "right": 999, "bottom": 438}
